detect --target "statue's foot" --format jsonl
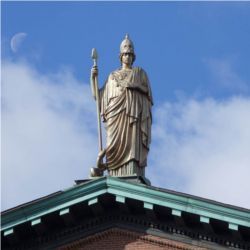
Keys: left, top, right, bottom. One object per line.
{"left": 90, "top": 167, "right": 103, "bottom": 177}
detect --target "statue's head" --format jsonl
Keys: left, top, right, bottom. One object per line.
{"left": 119, "top": 34, "right": 136, "bottom": 65}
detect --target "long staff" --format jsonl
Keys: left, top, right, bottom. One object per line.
{"left": 91, "top": 48, "right": 103, "bottom": 153}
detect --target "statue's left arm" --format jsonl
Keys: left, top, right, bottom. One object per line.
{"left": 143, "top": 69, "right": 153, "bottom": 105}
{"left": 127, "top": 68, "right": 153, "bottom": 105}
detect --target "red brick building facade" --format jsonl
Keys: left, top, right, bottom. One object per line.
{"left": 59, "top": 228, "right": 207, "bottom": 250}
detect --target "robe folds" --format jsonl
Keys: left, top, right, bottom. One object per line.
{"left": 100, "top": 67, "right": 153, "bottom": 173}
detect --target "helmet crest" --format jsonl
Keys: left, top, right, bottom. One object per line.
{"left": 120, "top": 34, "right": 135, "bottom": 54}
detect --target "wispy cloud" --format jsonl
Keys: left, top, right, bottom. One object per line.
{"left": 2, "top": 60, "right": 98, "bottom": 210}
{"left": 204, "top": 57, "right": 249, "bottom": 93}
{"left": 148, "top": 97, "right": 250, "bottom": 208}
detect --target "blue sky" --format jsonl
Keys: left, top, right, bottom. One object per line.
{"left": 2, "top": 2, "right": 250, "bottom": 210}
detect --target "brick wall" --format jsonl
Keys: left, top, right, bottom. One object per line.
{"left": 59, "top": 228, "right": 207, "bottom": 250}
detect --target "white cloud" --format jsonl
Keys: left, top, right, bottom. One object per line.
{"left": 2, "top": 60, "right": 98, "bottom": 210}
{"left": 148, "top": 97, "right": 250, "bottom": 208}
{"left": 2, "top": 59, "right": 250, "bottom": 211}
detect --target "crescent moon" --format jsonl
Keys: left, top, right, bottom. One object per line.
{"left": 10, "top": 32, "right": 27, "bottom": 53}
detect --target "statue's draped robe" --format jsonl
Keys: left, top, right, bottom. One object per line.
{"left": 100, "top": 67, "right": 153, "bottom": 176}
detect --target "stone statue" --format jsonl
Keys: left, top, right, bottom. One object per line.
{"left": 90, "top": 35, "right": 153, "bottom": 178}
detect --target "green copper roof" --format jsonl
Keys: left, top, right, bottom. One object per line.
{"left": 2, "top": 176, "right": 250, "bottom": 233}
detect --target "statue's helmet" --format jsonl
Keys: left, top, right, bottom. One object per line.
{"left": 120, "top": 34, "right": 135, "bottom": 54}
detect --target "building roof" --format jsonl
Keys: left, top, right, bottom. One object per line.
{"left": 1, "top": 176, "right": 250, "bottom": 249}
{"left": 2, "top": 176, "right": 250, "bottom": 231}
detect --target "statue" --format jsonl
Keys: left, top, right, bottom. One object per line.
{"left": 90, "top": 35, "right": 153, "bottom": 178}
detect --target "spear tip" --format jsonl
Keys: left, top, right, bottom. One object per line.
{"left": 91, "top": 48, "right": 98, "bottom": 60}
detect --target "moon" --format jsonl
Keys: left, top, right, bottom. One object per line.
{"left": 10, "top": 32, "right": 27, "bottom": 53}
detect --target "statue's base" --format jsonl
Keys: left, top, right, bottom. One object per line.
{"left": 75, "top": 175, "right": 151, "bottom": 186}
{"left": 74, "top": 179, "right": 91, "bottom": 185}
{"left": 116, "top": 175, "right": 151, "bottom": 186}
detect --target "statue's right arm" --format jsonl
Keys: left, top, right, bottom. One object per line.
{"left": 90, "top": 66, "right": 98, "bottom": 100}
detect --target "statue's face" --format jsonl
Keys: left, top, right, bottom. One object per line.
{"left": 121, "top": 53, "right": 133, "bottom": 66}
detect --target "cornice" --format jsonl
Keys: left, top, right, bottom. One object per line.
{"left": 1, "top": 177, "right": 107, "bottom": 230}
{"left": 106, "top": 177, "right": 250, "bottom": 228}
{"left": 1, "top": 176, "right": 250, "bottom": 233}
